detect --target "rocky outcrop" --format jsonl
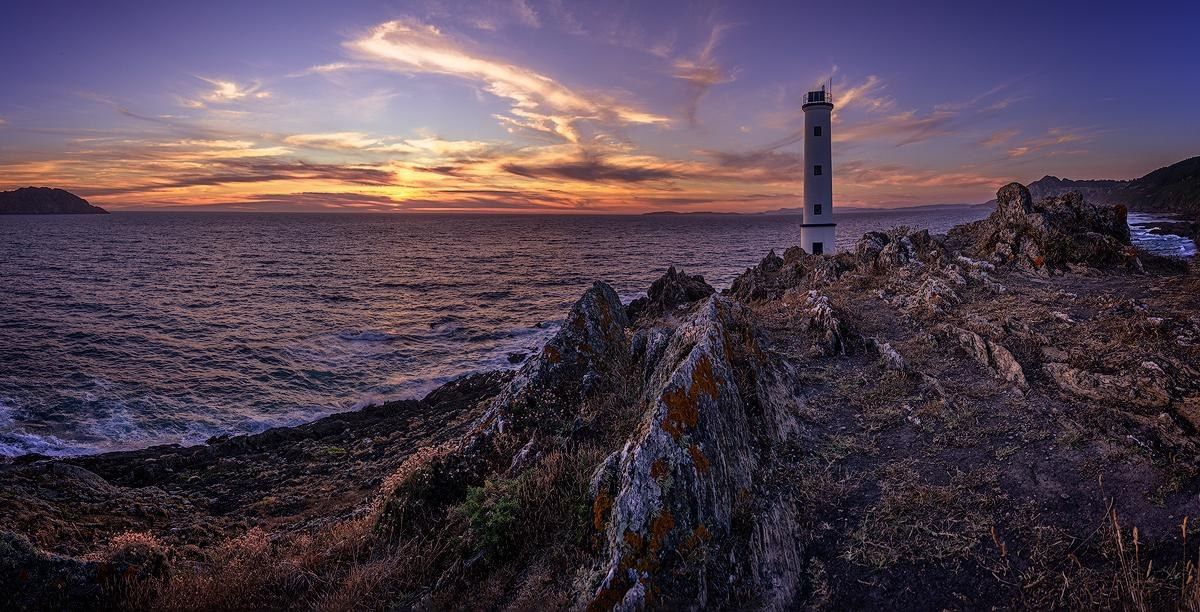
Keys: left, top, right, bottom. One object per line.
{"left": 726, "top": 249, "right": 845, "bottom": 303}
{"left": 588, "top": 296, "right": 803, "bottom": 609}
{"left": 952, "top": 183, "right": 1134, "bottom": 272}
{"left": 479, "top": 281, "right": 630, "bottom": 436}
{"left": 626, "top": 266, "right": 715, "bottom": 322}
{"left": 855, "top": 227, "right": 948, "bottom": 273}
{"left": 0, "top": 187, "right": 108, "bottom": 214}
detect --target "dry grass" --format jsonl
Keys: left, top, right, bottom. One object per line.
{"left": 121, "top": 440, "right": 611, "bottom": 611}
{"left": 843, "top": 462, "right": 997, "bottom": 569}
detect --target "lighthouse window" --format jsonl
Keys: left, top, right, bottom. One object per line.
{"left": 814, "top": 125, "right": 822, "bottom": 137}
{"left": 814, "top": 165, "right": 822, "bottom": 176}
{"left": 812, "top": 242, "right": 824, "bottom": 255}
{"left": 814, "top": 203, "right": 822, "bottom": 215}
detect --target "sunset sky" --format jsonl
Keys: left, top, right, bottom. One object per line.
{"left": 1, "top": 0, "right": 1197, "bottom": 212}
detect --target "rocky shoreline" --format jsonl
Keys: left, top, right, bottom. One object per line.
{"left": 4, "top": 183, "right": 1200, "bottom": 610}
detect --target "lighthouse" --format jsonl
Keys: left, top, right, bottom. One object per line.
{"left": 801, "top": 86, "right": 836, "bottom": 254}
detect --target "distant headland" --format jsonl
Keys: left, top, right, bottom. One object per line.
{"left": 0, "top": 187, "right": 108, "bottom": 215}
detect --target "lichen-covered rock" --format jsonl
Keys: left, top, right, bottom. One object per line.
{"left": 1043, "top": 362, "right": 1171, "bottom": 409}
{"left": 951, "top": 183, "right": 1135, "bottom": 272}
{"left": 587, "top": 297, "right": 803, "bottom": 610}
{"left": 626, "top": 267, "right": 715, "bottom": 322}
{"left": 948, "top": 327, "right": 1028, "bottom": 389}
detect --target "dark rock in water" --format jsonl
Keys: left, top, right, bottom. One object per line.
{"left": 626, "top": 266, "right": 715, "bottom": 322}
{"left": 0, "top": 187, "right": 108, "bottom": 214}
{"left": 506, "top": 351, "right": 527, "bottom": 364}
{"left": 951, "top": 182, "right": 1134, "bottom": 272}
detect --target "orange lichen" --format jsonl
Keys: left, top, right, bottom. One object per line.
{"left": 543, "top": 345, "right": 561, "bottom": 364}
{"left": 688, "top": 444, "right": 710, "bottom": 473}
{"left": 648, "top": 508, "right": 675, "bottom": 553}
{"left": 650, "top": 458, "right": 669, "bottom": 480}
{"left": 680, "top": 524, "right": 712, "bottom": 555}
{"left": 623, "top": 529, "right": 643, "bottom": 550}
{"left": 593, "top": 490, "right": 614, "bottom": 531}
{"left": 1033, "top": 255, "right": 1045, "bottom": 268}
{"left": 660, "top": 355, "right": 718, "bottom": 439}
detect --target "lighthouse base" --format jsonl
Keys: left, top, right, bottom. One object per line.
{"left": 801, "top": 223, "right": 837, "bottom": 255}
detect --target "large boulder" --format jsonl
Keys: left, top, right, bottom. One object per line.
{"left": 951, "top": 183, "right": 1134, "bottom": 272}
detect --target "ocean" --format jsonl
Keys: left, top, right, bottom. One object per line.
{"left": 1, "top": 207, "right": 1193, "bottom": 456}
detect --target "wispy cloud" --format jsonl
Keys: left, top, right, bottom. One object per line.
{"left": 672, "top": 23, "right": 735, "bottom": 126}
{"left": 342, "top": 18, "right": 669, "bottom": 142}
{"left": 1007, "top": 127, "right": 1092, "bottom": 158}
{"left": 511, "top": 0, "right": 540, "bottom": 28}
{"left": 190, "top": 77, "right": 271, "bottom": 107}
{"left": 979, "top": 129, "right": 1020, "bottom": 147}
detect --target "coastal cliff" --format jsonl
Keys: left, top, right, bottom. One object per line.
{"left": 1024, "top": 156, "right": 1200, "bottom": 219}
{"left": 3, "top": 184, "right": 1200, "bottom": 610}
{"left": 0, "top": 187, "right": 108, "bottom": 214}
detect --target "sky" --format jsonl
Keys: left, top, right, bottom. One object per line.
{"left": 0, "top": 0, "right": 1197, "bottom": 213}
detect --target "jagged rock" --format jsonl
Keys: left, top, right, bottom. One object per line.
{"left": 630, "top": 326, "right": 674, "bottom": 383}
{"left": 626, "top": 266, "right": 715, "bottom": 322}
{"left": 902, "top": 275, "right": 961, "bottom": 318}
{"left": 727, "top": 250, "right": 787, "bottom": 301}
{"left": 867, "top": 337, "right": 907, "bottom": 372}
{"left": 588, "top": 297, "right": 803, "bottom": 609}
{"left": 376, "top": 284, "right": 631, "bottom": 538}
{"left": 801, "top": 291, "right": 845, "bottom": 355}
{"left": 951, "top": 183, "right": 1134, "bottom": 272}
{"left": 726, "top": 249, "right": 848, "bottom": 302}
{"left": 949, "top": 327, "right": 1028, "bottom": 388}
{"left": 855, "top": 227, "right": 947, "bottom": 273}
{"left": 1043, "top": 362, "right": 1171, "bottom": 409}
{"left": 480, "top": 281, "right": 630, "bottom": 435}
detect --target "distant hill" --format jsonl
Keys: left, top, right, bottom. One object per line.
{"left": 1023, "top": 156, "right": 1200, "bottom": 217}
{"left": 0, "top": 187, "right": 108, "bottom": 214}
{"left": 643, "top": 203, "right": 986, "bottom": 217}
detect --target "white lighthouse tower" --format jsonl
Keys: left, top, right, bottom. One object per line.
{"left": 801, "top": 86, "right": 836, "bottom": 254}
